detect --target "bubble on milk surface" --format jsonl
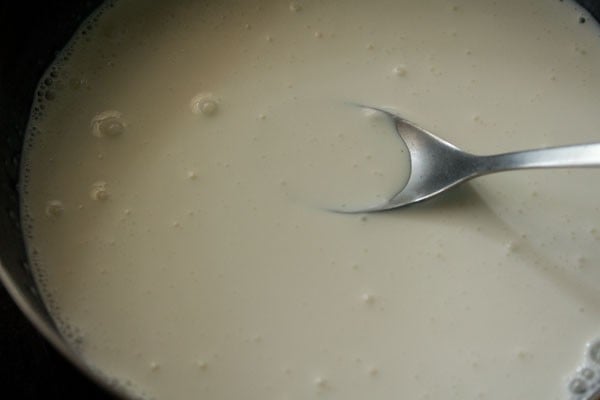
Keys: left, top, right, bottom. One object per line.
{"left": 566, "top": 340, "right": 600, "bottom": 399}
{"left": 45, "top": 200, "right": 65, "bottom": 217}
{"left": 91, "top": 110, "right": 126, "bottom": 138}
{"left": 393, "top": 65, "right": 407, "bottom": 76}
{"left": 361, "top": 293, "right": 376, "bottom": 305}
{"left": 90, "top": 181, "right": 110, "bottom": 201}
{"left": 313, "top": 376, "right": 329, "bottom": 391}
{"left": 190, "top": 92, "right": 219, "bottom": 116}
{"left": 570, "top": 378, "right": 588, "bottom": 394}
{"left": 289, "top": 1, "right": 303, "bottom": 12}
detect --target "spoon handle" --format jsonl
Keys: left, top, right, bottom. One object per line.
{"left": 479, "top": 142, "right": 600, "bottom": 173}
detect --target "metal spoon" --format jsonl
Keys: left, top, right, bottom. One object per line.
{"left": 352, "top": 106, "right": 600, "bottom": 212}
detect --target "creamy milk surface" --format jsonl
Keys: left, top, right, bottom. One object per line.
{"left": 21, "top": 0, "right": 600, "bottom": 399}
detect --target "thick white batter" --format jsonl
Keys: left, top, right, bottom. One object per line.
{"left": 21, "top": 0, "right": 600, "bottom": 399}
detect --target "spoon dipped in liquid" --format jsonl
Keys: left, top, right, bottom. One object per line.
{"left": 345, "top": 106, "right": 600, "bottom": 213}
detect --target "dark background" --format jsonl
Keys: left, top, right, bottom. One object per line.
{"left": 0, "top": 285, "right": 112, "bottom": 398}
{"left": 0, "top": 2, "right": 112, "bottom": 397}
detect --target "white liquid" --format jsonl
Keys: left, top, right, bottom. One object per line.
{"left": 21, "top": 1, "right": 600, "bottom": 399}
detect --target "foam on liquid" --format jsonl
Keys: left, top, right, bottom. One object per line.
{"left": 20, "top": 1, "right": 600, "bottom": 399}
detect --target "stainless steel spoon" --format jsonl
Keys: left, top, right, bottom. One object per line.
{"left": 353, "top": 106, "right": 600, "bottom": 212}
